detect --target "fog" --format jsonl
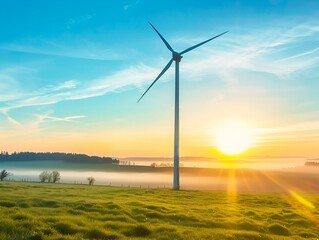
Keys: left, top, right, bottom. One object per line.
{"left": 2, "top": 155, "right": 317, "bottom": 192}
{"left": 5, "top": 167, "right": 319, "bottom": 193}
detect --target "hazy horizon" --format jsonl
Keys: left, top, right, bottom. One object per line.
{"left": 1, "top": 0, "right": 319, "bottom": 163}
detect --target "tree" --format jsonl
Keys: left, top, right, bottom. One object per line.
{"left": 52, "top": 171, "right": 61, "bottom": 183}
{"left": 87, "top": 176, "right": 95, "bottom": 185}
{"left": 39, "top": 171, "right": 50, "bottom": 182}
{"left": 0, "top": 170, "right": 11, "bottom": 181}
{"left": 48, "top": 172, "right": 53, "bottom": 183}
{"left": 150, "top": 163, "right": 158, "bottom": 167}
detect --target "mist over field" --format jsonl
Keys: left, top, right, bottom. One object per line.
{"left": 2, "top": 156, "right": 318, "bottom": 192}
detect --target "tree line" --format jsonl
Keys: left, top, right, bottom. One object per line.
{"left": 0, "top": 151, "right": 119, "bottom": 164}
{"left": 305, "top": 161, "right": 319, "bottom": 167}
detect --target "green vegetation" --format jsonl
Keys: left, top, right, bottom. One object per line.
{"left": 0, "top": 169, "right": 11, "bottom": 181}
{"left": 0, "top": 182, "right": 319, "bottom": 239}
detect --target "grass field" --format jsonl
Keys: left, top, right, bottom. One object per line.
{"left": 1, "top": 182, "right": 319, "bottom": 240}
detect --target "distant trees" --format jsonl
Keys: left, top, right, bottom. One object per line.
{"left": 150, "top": 163, "right": 158, "bottom": 167}
{"left": 52, "top": 171, "right": 61, "bottom": 183}
{"left": 39, "top": 171, "right": 61, "bottom": 183}
{"left": 87, "top": 177, "right": 95, "bottom": 185}
{"left": 39, "top": 171, "right": 50, "bottom": 182}
{"left": 0, "top": 151, "right": 120, "bottom": 164}
{"left": 150, "top": 163, "right": 184, "bottom": 167}
{"left": 0, "top": 170, "right": 11, "bottom": 181}
{"left": 120, "top": 160, "right": 135, "bottom": 166}
{"left": 305, "top": 161, "right": 319, "bottom": 167}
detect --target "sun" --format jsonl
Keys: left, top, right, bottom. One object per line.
{"left": 215, "top": 122, "right": 253, "bottom": 155}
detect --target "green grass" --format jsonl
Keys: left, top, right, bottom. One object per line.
{"left": 0, "top": 182, "right": 319, "bottom": 239}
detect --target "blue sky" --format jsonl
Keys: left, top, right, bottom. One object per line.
{"left": 0, "top": 0, "right": 319, "bottom": 157}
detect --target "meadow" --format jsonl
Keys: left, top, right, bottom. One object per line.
{"left": 1, "top": 182, "right": 319, "bottom": 239}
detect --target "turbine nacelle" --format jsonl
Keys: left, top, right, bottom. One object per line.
{"left": 173, "top": 52, "right": 182, "bottom": 62}
{"left": 137, "top": 23, "right": 228, "bottom": 103}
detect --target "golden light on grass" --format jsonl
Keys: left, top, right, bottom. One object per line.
{"left": 215, "top": 122, "right": 254, "bottom": 156}
{"left": 289, "top": 191, "right": 315, "bottom": 209}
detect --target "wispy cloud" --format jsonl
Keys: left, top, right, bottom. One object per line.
{"left": 252, "top": 120, "right": 319, "bottom": 146}
{"left": 276, "top": 47, "right": 319, "bottom": 63}
{"left": 30, "top": 112, "right": 86, "bottom": 128}
{"left": 2, "top": 110, "right": 22, "bottom": 128}
{"left": 66, "top": 14, "right": 95, "bottom": 29}
{"left": 256, "top": 121, "right": 319, "bottom": 135}
{"left": 3, "top": 109, "right": 86, "bottom": 131}
{"left": 124, "top": 0, "right": 140, "bottom": 11}
{"left": 176, "top": 21, "right": 319, "bottom": 84}
{"left": 0, "top": 39, "right": 124, "bottom": 61}
{"left": 0, "top": 63, "right": 164, "bottom": 114}
{"left": 0, "top": 21, "right": 318, "bottom": 124}
{"left": 47, "top": 80, "right": 78, "bottom": 91}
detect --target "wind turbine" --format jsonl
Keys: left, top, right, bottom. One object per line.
{"left": 138, "top": 22, "right": 228, "bottom": 190}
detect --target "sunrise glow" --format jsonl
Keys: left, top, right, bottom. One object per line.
{"left": 215, "top": 122, "right": 254, "bottom": 155}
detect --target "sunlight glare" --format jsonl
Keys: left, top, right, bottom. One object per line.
{"left": 215, "top": 122, "right": 254, "bottom": 155}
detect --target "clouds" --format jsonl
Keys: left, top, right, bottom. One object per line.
{"left": 2, "top": 108, "right": 86, "bottom": 132}
{"left": 0, "top": 18, "right": 319, "bottom": 142}
{"left": 1, "top": 20, "right": 319, "bottom": 114}
{"left": 0, "top": 63, "right": 164, "bottom": 113}
{"left": 123, "top": 0, "right": 140, "bottom": 11}
{"left": 66, "top": 14, "right": 96, "bottom": 29}
{"left": 183, "top": 21, "right": 319, "bottom": 83}
{"left": 48, "top": 80, "right": 78, "bottom": 91}
{"left": 0, "top": 40, "right": 124, "bottom": 61}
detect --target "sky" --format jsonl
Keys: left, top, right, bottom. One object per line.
{"left": 0, "top": 0, "right": 319, "bottom": 159}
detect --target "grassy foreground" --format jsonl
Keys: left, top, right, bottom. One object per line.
{"left": 1, "top": 182, "right": 319, "bottom": 240}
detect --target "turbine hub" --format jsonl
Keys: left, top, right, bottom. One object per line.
{"left": 172, "top": 52, "right": 182, "bottom": 62}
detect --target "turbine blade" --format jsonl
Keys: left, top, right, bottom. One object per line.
{"left": 149, "top": 22, "right": 174, "bottom": 53}
{"left": 180, "top": 31, "right": 228, "bottom": 55}
{"left": 137, "top": 59, "right": 174, "bottom": 103}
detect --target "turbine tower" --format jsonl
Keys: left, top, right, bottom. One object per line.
{"left": 138, "top": 22, "right": 228, "bottom": 190}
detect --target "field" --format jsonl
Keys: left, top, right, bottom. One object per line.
{"left": 1, "top": 182, "right": 319, "bottom": 240}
